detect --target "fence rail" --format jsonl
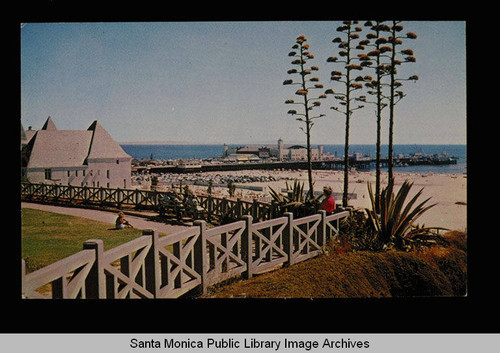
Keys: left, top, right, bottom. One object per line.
{"left": 22, "top": 248, "right": 96, "bottom": 299}
{"left": 22, "top": 210, "right": 350, "bottom": 299}
{"left": 21, "top": 182, "right": 281, "bottom": 223}
{"left": 21, "top": 183, "right": 161, "bottom": 210}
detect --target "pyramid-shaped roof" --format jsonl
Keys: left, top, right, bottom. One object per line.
{"left": 21, "top": 123, "right": 39, "bottom": 146}
{"left": 21, "top": 123, "right": 26, "bottom": 141}
{"left": 25, "top": 129, "right": 93, "bottom": 168}
{"left": 41, "top": 116, "right": 57, "bottom": 130}
{"left": 86, "top": 121, "right": 131, "bottom": 160}
{"left": 23, "top": 118, "right": 131, "bottom": 169}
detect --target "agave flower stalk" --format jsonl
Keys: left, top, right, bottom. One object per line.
{"left": 386, "top": 21, "right": 418, "bottom": 181}
{"left": 362, "top": 20, "right": 391, "bottom": 213}
{"left": 325, "top": 21, "right": 367, "bottom": 207}
{"left": 283, "top": 34, "right": 326, "bottom": 199}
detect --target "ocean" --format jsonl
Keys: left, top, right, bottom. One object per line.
{"left": 121, "top": 144, "right": 467, "bottom": 175}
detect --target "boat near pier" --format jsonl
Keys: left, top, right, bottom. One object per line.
{"left": 394, "top": 151, "right": 457, "bottom": 167}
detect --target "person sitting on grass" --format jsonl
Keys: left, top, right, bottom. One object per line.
{"left": 115, "top": 212, "right": 134, "bottom": 229}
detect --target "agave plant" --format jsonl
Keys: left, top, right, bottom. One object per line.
{"left": 366, "top": 178, "right": 444, "bottom": 250}
{"left": 268, "top": 180, "right": 319, "bottom": 217}
{"left": 269, "top": 179, "right": 306, "bottom": 206}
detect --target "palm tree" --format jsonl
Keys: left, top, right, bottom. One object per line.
{"left": 283, "top": 34, "right": 326, "bottom": 199}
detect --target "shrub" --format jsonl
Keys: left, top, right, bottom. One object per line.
{"left": 337, "top": 209, "right": 380, "bottom": 251}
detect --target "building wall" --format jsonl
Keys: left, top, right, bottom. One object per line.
{"left": 26, "top": 157, "right": 131, "bottom": 189}
{"left": 288, "top": 148, "right": 306, "bottom": 161}
{"left": 25, "top": 167, "right": 85, "bottom": 185}
{"left": 87, "top": 157, "right": 131, "bottom": 188}
{"left": 287, "top": 148, "right": 320, "bottom": 161}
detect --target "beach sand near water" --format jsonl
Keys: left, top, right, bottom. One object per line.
{"left": 181, "top": 169, "right": 467, "bottom": 232}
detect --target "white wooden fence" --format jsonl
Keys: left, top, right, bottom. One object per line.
{"left": 22, "top": 210, "right": 349, "bottom": 299}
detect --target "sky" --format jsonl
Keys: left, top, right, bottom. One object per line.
{"left": 20, "top": 21, "right": 466, "bottom": 145}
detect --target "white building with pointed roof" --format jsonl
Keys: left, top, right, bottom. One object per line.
{"left": 21, "top": 117, "right": 132, "bottom": 189}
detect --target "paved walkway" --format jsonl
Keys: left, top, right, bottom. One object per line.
{"left": 21, "top": 202, "right": 189, "bottom": 235}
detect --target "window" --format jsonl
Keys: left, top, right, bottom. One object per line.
{"left": 44, "top": 169, "right": 52, "bottom": 180}
{"left": 67, "top": 170, "right": 70, "bottom": 177}
{"left": 116, "top": 159, "right": 120, "bottom": 164}
{"left": 107, "top": 170, "right": 110, "bottom": 178}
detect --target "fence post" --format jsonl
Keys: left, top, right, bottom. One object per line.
{"left": 117, "top": 188, "right": 123, "bottom": 209}
{"left": 283, "top": 212, "right": 295, "bottom": 266}
{"left": 270, "top": 201, "right": 276, "bottom": 220}
{"left": 222, "top": 197, "right": 228, "bottom": 217}
{"left": 82, "top": 186, "right": 89, "bottom": 205}
{"left": 142, "top": 229, "right": 159, "bottom": 298}
{"left": 99, "top": 187, "right": 104, "bottom": 207}
{"left": 318, "top": 210, "right": 327, "bottom": 247}
{"left": 193, "top": 220, "right": 208, "bottom": 295}
{"left": 83, "top": 239, "right": 105, "bottom": 299}
{"left": 252, "top": 199, "right": 258, "bottom": 220}
{"left": 241, "top": 215, "right": 253, "bottom": 279}
{"left": 207, "top": 195, "right": 213, "bottom": 223}
{"left": 236, "top": 198, "right": 242, "bottom": 219}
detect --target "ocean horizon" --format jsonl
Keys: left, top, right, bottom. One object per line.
{"left": 121, "top": 143, "right": 467, "bottom": 175}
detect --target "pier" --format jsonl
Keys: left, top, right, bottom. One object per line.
{"left": 136, "top": 153, "right": 457, "bottom": 174}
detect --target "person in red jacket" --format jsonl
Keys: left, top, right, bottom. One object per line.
{"left": 319, "top": 186, "right": 336, "bottom": 214}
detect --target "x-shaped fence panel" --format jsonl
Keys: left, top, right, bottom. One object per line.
{"left": 291, "top": 214, "right": 323, "bottom": 264}
{"left": 22, "top": 208, "right": 351, "bottom": 298}
{"left": 205, "top": 221, "right": 247, "bottom": 286}
{"left": 103, "top": 237, "right": 154, "bottom": 299}
{"left": 156, "top": 227, "right": 203, "bottom": 298}
{"left": 248, "top": 216, "right": 288, "bottom": 275}
{"left": 325, "top": 211, "right": 350, "bottom": 241}
{"left": 22, "top": 249, "right": 96, "bottom": 299}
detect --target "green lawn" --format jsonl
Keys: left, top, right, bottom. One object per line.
{"left": 21, "top": 208, "right": 144, "bottom": 272}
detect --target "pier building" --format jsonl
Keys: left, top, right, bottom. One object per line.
{"left": 223, "top": 138, "right": 325, "bottom": 161}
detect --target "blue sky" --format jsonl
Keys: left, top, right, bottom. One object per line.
{"left": 21, "top": 21, "right": 466, "bottom": 145}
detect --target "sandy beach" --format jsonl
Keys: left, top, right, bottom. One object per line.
{"left": 151, "top": 169, "right": 467, "bottom": 232}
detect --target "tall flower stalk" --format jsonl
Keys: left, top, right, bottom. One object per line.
{"left": 361, "top": 20, "right": 392, "bottom": 212}
{"left": 386, "top": 21, "right": 418, "bottom": 181}
{"left": 325, "top": 21, "right": 366, "bottom": 207}
{"left": 359, "top": 21, "right": 418, "bottom": 210}
{"left": 283, "top": 34, "right": 326, "bottom": 199}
